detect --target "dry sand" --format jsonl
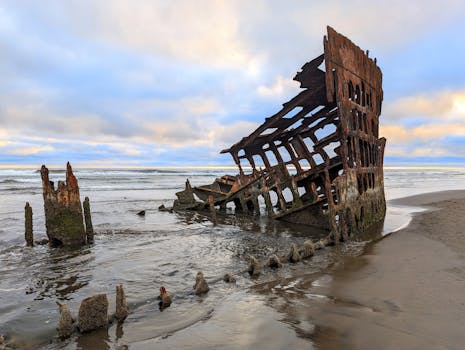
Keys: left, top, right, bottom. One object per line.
{"left": 313, "top": 190, "right": 465, "bottom": 350}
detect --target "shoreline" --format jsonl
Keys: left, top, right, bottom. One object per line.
{"left": 312, "top": 190, "right": 465, "bottom": 349}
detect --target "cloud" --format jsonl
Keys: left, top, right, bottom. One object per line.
{"left": 382, "top": 123, "right": 465, "bottom": 143}
{"left": 208, "top": 121, "right": 260, "bottom": 148}
{"left": 6, "top": 145, "right": 54, "bottom": 156}
{"left": 384, "top": 90, "right": 465, "bottom": 121}
{"left": 16, "top": 0, "right": 258, "bottom": 69}
{"left": 1, "top": 1, "right": 465, "bottom": 165}
{"left": 377, "top": 88, "right": 465, "bottom": 160}
{"left": 257, "top": 76, "right": 299, "bottom": 98}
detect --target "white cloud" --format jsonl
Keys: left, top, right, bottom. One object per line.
{"left": 257, "top": 76, "right": 299, "bottom": 98}
{"left": 49, "top": 0, "right": 257, "bottom": 69}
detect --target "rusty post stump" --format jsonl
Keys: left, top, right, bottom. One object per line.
{"left": 25, "top": 202, "right": 33, "bottom": 247}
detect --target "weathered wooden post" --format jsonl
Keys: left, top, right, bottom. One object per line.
{"left": 208, "top": 195, "right": 217, "bottom": 225}
{"left": 78, "top": 294, "right": 108, "bottom": 332}
{"left": 115, "top": 284, "right": 128, "bottom": 323}
{"left": 40, "top": 162, "right": 87, "bottom": 246}
{"left": 83, "top": 197, "right": 94, "bottom": 244}
{"left": 25, "top": 202, "right": 33, "bottom": 247}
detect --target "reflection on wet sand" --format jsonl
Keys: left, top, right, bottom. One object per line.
{"left": 1, "top": 191, "right": 387, "bottom": 350}
{"left": 76, "top": 328, "right": 110, "bottom": 350}
{"left": 34, "top": 247, "right": 94, "bottom": 301}
{"left": 247, "top": 219, "right": 384, "bottom": 347}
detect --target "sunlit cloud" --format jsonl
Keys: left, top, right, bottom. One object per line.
{"left": 382, "top": 122, "right": 465, "bottom": 143}
{"left": 384, "top": 90, "right": 465, "bottom": 121}
{"left": 6, "top": 145, "right": 54, "bottom": 156}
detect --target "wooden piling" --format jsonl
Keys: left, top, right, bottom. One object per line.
{"left": 25, "top": 202, "right": 33, "bottom": 247}
{"left": 208, "top": 195, "right": 217, "bottom": 225}
{"left": 83, "top": 197, "right": 94, "bottom": 244}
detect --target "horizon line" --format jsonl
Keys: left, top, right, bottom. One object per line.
{"left": 2, "top": 164, "right": 465, "bottom": 171}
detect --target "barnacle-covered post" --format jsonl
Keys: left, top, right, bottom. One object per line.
{"left": 40, "top": 162, "right": 87, "bottom": 247}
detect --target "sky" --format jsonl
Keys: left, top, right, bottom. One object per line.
{"left": 1, "top": 0, "right": 465, "bottom": 167}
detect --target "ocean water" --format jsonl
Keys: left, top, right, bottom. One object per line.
{"left": 0, "top": 167, "right": 465, "bottom": 349}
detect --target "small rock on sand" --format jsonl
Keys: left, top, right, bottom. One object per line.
{"left": 35, "top": 238, "right": 49, "bottom": 245}
{"left": 223, "top": 273, "right": 236, "bottom": 283}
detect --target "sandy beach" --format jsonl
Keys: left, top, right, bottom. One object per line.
{"left": 312, "top": 190, "right": 465, "bottom": 350}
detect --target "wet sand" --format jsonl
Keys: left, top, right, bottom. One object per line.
{"left": 3, "top": 182, "right": 465, "bottom": 349}
{"left": 313, "top": 190, "right": 465, "bottom": 350}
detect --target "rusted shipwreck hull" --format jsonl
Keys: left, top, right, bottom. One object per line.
{"left": 174, "top": 26, "right": 386, "bottom": 240}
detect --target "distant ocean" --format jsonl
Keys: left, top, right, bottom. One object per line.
{"left": 1, "top": 166, "right": 465, "bottom": 348}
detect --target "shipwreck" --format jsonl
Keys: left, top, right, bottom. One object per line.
{"left": 172, "top": 26, "right": 386, "bottom": 241}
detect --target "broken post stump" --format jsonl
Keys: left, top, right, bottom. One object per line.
{"left": 287, "top": 243, "right": 301, "bottom": 263}
{"left": 193, "top": 272, "right": 210, "bottom": 295}
{"left": 40, "top": 162, "right": 87, "bottom": 247}
{"left": 83, "top": 197, "right": 94, "bottom": 244}
{"left": 78, "top": 294, "right": 108, "bottom": 333}
{"left": 115, "top": 284, "right": 128, "bottom": 323}
{"left": 208, "top": 195, "right": 218, "bottom": 225}
{"left": 25, "top": 202, "right": 33, "bottom": 247}
{"left": 266, "top": 254, "right": 282, "bottom": 269}
{"left": 56, "top": 302, "right": 74, "bottom": 339}
{"left": 247, "top": 255, "right": 260, "bottom": 277}
{"left": 299, "top": 241, "right": 315, "bottom": 259}
{"left": 158, "top": 286, "right": 172, "bottom": 310}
